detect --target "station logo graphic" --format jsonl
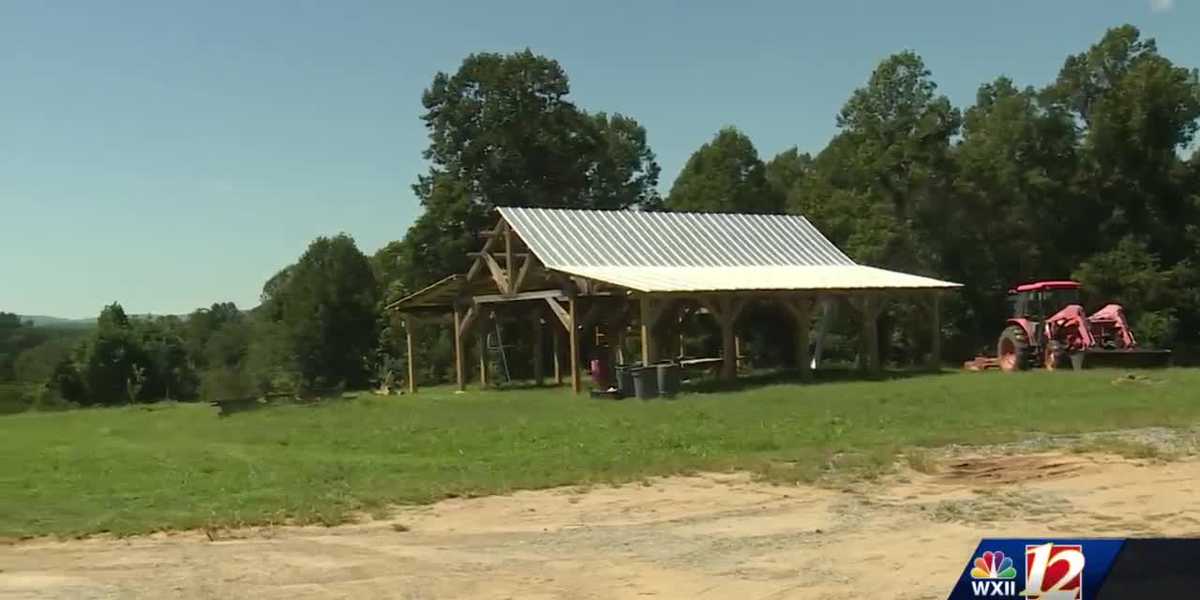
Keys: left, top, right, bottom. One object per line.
{"left": 1021, "top": 543, "right": 1084, "bottom": 600}
{"left": 969, "top": 550, "right": 1017, "bottom": 596}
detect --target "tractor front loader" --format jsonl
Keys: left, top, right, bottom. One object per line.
{"left": 995, "top": 281, "right": 1170, "bottom": 372}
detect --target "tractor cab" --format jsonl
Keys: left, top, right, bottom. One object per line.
{"left": 1007, "top": 280, "right": 1082, "bottom": 324}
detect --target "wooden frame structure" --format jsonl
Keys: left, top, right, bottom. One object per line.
{"left": 386, "top": 209, "right": 956, "bottom": 394}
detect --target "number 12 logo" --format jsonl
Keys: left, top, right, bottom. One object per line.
{"left": 1022, "top": 543, "right": 1085, "bottom": 600}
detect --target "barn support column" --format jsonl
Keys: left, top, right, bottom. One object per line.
{"left": 703, "top": 296, "right": 747, "bottom": 381}
{"left": 404, "top": 316, "right": 416, "bottom": 394}
{"left": 568, "top": 297, "right": 580, "bottom": 394}
{"left": 553, "top": 328, "right": 562, "bottom": 384}
{"left": 453, "top": 307, "right": 465, "bottom": 391}
{"left": 477, "top": 327, "right": 488, "bottom": 388}
{"left": 638, "top": 296, "right": 671, "bottom": 367}
{"left": 781, "top": 296, "right": 816, "bottom": 381}
{"left": 853, "top": 295, "right": 884, "bottom": 375}
{"left": 545, "top": 297, "right": 579, "bottom": 394}
{"left": 532, "top": 310, "right": 545, "bottom": 386}
{"left": 928, "top": 292, "right": 941, "bottom": 371}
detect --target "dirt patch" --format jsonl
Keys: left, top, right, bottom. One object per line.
{"left": 935, "top": 453, "right": 1094, "bottom": 485}
{"left": 4, "top": 451, "right": 1200, "bottom": 599}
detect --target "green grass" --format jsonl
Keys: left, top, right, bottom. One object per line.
{"left": 3, "top": 369, "right": 1200, "bottom": 538}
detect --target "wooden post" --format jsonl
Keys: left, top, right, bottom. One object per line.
{"left": 639, "top": 296, "right": 657, "bottom": 367}
{"left": 453, "top": 306, "right": 465, "bottom": 391}
{"left": 533, "top": 312, "right": 545, "bottom": 386}
{"left": 504, "top": 227, "right": 514, "bottom": 297}
{"left": 569, "top": 297, "right": 580, "bottom": 394}
{"left": 478, "top": 328, "right": 488, "bottom": 387}
{"left": 928, "top": 292, "right": 941, "bottom": 371}
{"left": 734, "top": 335, "right": 743, "bottom": 371}
{"left": 783, "top": 297, "right": 814, "bottom": 382}
{"left": 553, "top": 328, "right": 562, "bottom": 384}
{"left": 404, "top": 316, "right": 416, "bottom": 394}
{"left": 859, "top": 296, "right": 882, "bottom": 375}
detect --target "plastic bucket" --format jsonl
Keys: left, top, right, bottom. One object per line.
{"left": 631, "top": 366, "right": 659, "bottom": 399}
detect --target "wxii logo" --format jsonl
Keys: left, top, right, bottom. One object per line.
{"left": 969, "top": 550, "right": 1017, "bottom": 596}
{"left": 969, "top": 543, "right": 1085, "bottom": 598}
{"left": 1021, "top": 543, "right": 1084, "bottom": 600}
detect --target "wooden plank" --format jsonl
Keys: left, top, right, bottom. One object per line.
{"left": 569, "top": 297, "right": 580, "bottom": 394}
{"left": 545, "top": 297, "right": 571, "bottom": 331}
{"left": 482, "top": 252, "right": 510, "bottom": 295}
{"left": 405, "top": 317, "right": 416, "bottom": 394}
{"left": 453, "top": 306, "right": 465, "bottom": 391}
{"left": 474, "top": 289, "right": 566, "bottom": 304}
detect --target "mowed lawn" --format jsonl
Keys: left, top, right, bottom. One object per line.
{"left": 2, "top": 369, "right": 1199, "bottom": 538}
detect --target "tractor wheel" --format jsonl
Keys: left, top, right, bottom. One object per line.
{"left": 997, "top": 326, "right": 1029, "bottom": 372}
{"left": 1043, "top": 341, "right": 1068, "bottom": 371}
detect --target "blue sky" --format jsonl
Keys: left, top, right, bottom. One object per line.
{"left": 3, "top": 0, "right": 1196, "bottom": 318}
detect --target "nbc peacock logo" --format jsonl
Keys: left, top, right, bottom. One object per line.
{"left": 969, "top": 550, "right": 1018, "bottom": 596}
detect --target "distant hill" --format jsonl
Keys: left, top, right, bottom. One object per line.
{"left": 17, "top": 315, "right": 97, "bottom": 329}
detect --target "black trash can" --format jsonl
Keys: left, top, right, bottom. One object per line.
{"left": 631, "top": 366, "right": 659, "bottom": 399}
{"left": 655, "top": 361, "right": 681, "bottom": 398}
{"left": 615, "top": 364, "right": 635, "bottom": 397}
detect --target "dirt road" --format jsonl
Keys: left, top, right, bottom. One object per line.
{"left": 5, "top": 448, "right": 1200, "bottom": 600}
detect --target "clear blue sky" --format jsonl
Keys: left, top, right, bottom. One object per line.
{"left": 3, "top": 0, "right": 1196, "bottom": 318}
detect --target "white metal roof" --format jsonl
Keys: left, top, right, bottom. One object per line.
{"left": 498, "top": 207, "right": 960, "bottom": 293}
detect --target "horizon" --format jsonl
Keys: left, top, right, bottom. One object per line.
{"left": 4, "top": 1, "right": 1197, "bottom": 319}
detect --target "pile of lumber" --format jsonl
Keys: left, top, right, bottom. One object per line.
{"left": 962, "top": 356, "right": 1000, "bottom": 371}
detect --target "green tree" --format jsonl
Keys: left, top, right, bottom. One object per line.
{"left": 1046, "top": 25, "right": 1200, "bottom": 261}
{"left": 667, "top": 127, "right": 781, "bottom": 213}
{"left": 395, "top": 50, "right": 660, "bottom": 294}
{"left": 270, "top": 234, "right": 379, "bottom": 392}
{"left": 764, "top": 147, "right": 812, "bottom": 200}
{"left": 78, "top": 303, "right": 150, "bottom": 405}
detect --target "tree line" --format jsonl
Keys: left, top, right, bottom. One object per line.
{"left": 4, "top": 24, "right": 1198, "bottom": 410}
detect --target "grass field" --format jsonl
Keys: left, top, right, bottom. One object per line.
{"left": 2, "top": 369, "right": 1199, "bottom": 539}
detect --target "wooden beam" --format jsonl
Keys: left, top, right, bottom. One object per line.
{"left": 482, "top": 252, "right": 510, "bottom": 295}
{"left": 512, "top": 255, "right": 533, "bottom": 295}
{"left": 467, "top": 252, "right": 530, "bottom": 260}
{"left": 405, "top": 317, "right": 416, "bottom": 394}
{"left": 457, "top": 305, "right": 479, "bottom": 340}
{"left": 569, "top": 297, "right": 580, "bottom": 394}
{"left": 453, "top": 306, "right": 465, "bottom": 391}
{"left": 465, "top": 221, "right": 504, "bottom": 282}
{"left": 474, "top": 289, "right": 566, "bottom": 304}
{"left": 504, "top": 228, "right": 514, "bottom": 295}
{"left": 545, "top": 297, "right": 571, "bottom": 331}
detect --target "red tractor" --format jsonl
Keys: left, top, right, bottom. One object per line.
{"left": 996, "top": 280, "right": 1170, "bottom": 371}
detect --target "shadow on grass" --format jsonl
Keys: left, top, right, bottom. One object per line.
{"left": 681, "top": 367, "right": 954, "bottom": 395}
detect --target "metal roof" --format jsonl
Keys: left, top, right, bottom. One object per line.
{"left": 499, "top": 207, "right": 854, "bottom": 267}
{"left": 498, "top": 207, "right": 960, "bottom": 293}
